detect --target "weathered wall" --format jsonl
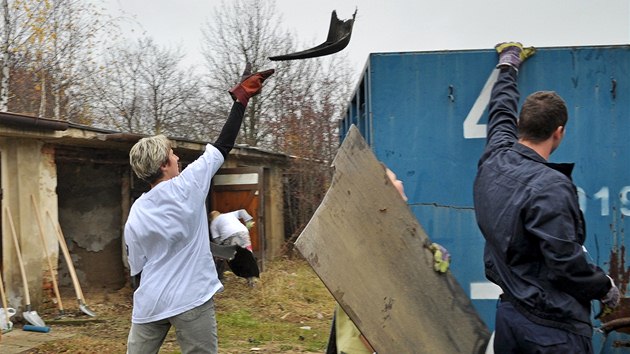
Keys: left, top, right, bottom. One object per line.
{"left": 1, "top": 138, "right": 58, "bottom": 310}
{"left": 56, "top": 160, "right": 125, "bottom": 291}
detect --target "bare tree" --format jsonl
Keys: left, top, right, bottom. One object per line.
{"left": 87, "top": 38, "right": 202, "bottom": 137}
{"left": 0, "top": 0, "right": 49, "bottom": 112}
{"left": 85, "top": 39, "right": 145, "bottom": 132}
{"left": 49, "top": 0, "right": 113, "bottom": 121}
{"left": 201, "top": 0, "right": 300, "bottom": 147}
{"left": 0, "top": 0, "right": 116, "bottom": 118}
{"left": 201, "top": 0, "right": 355, "bottom": 249}
{"left": 0, "top": 0, "right": 10, "bottom": 111}
{"left": 274, "top": 54, "right": 353, "bottom": 245}
{"left": 140, "top": 39, "right": 202, "bottom": 135}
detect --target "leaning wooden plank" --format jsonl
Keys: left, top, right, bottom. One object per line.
{"left": 295, "top": 125, "right": 490, "bottom": 354}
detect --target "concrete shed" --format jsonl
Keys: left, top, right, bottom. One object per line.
{"left": 0, "top": 112, "right": 289, "bottom": 309}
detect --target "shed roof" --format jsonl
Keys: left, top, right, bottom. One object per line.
{"left": 0, "top": 111, "right": 289, "bottom": 164}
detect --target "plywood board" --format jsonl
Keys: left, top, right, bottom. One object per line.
{"left": 295, "top": 125, "right": 490, "bottom": 354}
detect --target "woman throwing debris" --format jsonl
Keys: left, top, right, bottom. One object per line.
{"left": 124, "top": 64, "right": 273, "bottom": 354}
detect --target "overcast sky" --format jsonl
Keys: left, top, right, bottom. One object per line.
{"left": 104, "top": 0, "right": 630, "bottom": 77}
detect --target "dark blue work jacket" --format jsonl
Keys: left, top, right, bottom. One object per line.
{"left": 473, "top": 67, "right": 611, "bottom": 337}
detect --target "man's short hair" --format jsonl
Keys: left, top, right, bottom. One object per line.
{"left": 518, "top": 91, "right": 568, "bottom": 142}
{"left": 129, "top": 134, "right": 171, "bottom": 183}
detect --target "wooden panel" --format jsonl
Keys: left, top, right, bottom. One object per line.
{"left": 295, "top": 126, "right": 489, "bottom": 354}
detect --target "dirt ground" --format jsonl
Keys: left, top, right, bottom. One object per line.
{"left": 6, "top": 257, "right": 335, "bottom": 353}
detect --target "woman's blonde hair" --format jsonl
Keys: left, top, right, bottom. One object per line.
{"left": 129, "top": 134, "right": 171, "bottom": 183}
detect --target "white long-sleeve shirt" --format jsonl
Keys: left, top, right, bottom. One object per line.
{"left": 210, "top": 209, "right": 253, "bottom": 243}
{"left": 124, "top": 144, "right": 224, "bottom": 324}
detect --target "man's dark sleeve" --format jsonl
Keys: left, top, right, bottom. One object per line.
{"left": 485, "top": 66, "right": 520, "bottom": 152}
{"left": 213, "top": 102, "right": 246, "bottom": 158}
{"left": 525, "top": 180, "right": 611, "bottom": 302}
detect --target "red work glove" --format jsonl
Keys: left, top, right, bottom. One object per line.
{"left": 228, "top": 64, "right": 275, "bottom": 106}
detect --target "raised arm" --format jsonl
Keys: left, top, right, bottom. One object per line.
{"left": 482, "top": 43, "right": 536, "bottom": 158}
{"left": 213, "top": 63, "right": 275, "bottom": 158}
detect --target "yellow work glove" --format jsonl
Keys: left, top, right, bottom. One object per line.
{"left": 495, "top": 42, "right": 536, "bottom": 71}
{"left": 245, "top": 220, "right": 255, "bottom": 229}
{"left": 429, "top": 243, "right": 451, "bottom": 273}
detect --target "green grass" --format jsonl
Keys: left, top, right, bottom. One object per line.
{"left": 214, "top": 257, "right": 335, "bottom": 353}
{"left": 23, "top": 256, "right": 335, "bottom": 354}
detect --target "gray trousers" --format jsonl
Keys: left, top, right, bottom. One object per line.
{"left": 219, "top": 231, "right": 251, "bottom": 249}
{"left": 127, "top": 297, "right": 218, "bottom": 354}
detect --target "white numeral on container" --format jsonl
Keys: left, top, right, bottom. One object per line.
{"left": 579, "top": 186, "right": 630, "bottom": 217}
{"left": 593, "top": 187, "right": 610, "bottom": 216}
{"left": 463, "top": 69, "right": 499, "bottom": 139}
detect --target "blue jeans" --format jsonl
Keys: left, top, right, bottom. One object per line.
{"left": 127, "top": 297, "right": 218, "bottom": 354}
{"left": 495, "top": 300, "right": 592, "bottom": 354}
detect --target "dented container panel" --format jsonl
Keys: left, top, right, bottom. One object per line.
{"left": 342, "top": 46, "right": 630, "bottom": 351}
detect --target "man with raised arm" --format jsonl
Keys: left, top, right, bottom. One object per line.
{"left": 473, "top": 42, "right": 619, "bottom": 353}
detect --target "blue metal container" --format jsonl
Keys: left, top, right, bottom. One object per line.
{"left": 342, "top": 45, "right": 630, "bottom": 352}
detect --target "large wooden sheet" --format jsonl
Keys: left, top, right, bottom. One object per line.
{"left": 295, "top": 125, "right": 490, "bottom": 354}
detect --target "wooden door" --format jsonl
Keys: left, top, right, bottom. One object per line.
{"left": 210, "top": 167, "right": 264, "bottom": 263}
